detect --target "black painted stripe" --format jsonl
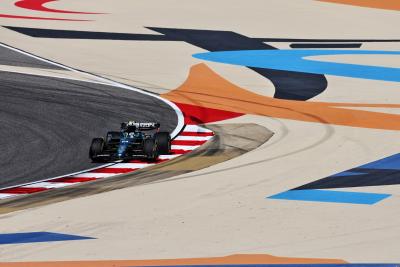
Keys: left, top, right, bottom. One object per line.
{"left": 256, "top": 38, "right": 400, "bottom": 43}
{"left": 294, "top": 168, "right": 400, "bottom": 190}
{"left": 4, "top": 26, "right": 171, "bottom": 40}
{"left": 290, "top": 43, "right": 362, "bottom": 48}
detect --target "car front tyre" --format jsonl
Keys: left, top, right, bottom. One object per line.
{"left": 89, "top": 138, "right": 105, "bottom": 162}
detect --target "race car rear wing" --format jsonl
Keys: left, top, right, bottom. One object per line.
{"left": 122, "top": 121, "right": 160, "bottom": 131}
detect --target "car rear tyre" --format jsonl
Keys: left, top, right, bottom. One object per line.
{"left": 89, "top": 138, "right": 104, "bottom": 162}
{"left": 143, "top": 138, "right": 158, "bottom": 161}
{"left": 155, "top": 132, "right": 171, "bottom": 154}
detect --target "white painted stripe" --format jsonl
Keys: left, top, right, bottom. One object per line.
{"left": 175, "top": 135, "right": 212, "bottom": 141}
{"left": 70, "top": 173, "right": 115, "bottom": 178}
{"left": 171, "top": 145, "right": 200, "bottom": 150}
{"left": 108, "top": 163, "right": 154, "bottom": 169}
{"left": 159, "top": 154, "right": 181, "bottom": 160}
{"left": 184, "top": 125, "right": 212, "bottom": 133}
{"left": 0, "top": 193, "right": 19, "bottom": 200}
{"left": 22, "top": 182, "right": 72, "bottom": 189}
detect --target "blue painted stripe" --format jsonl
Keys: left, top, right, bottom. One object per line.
{"left": 268, "top": 189, "right": 390, "bottom": 205}
{"left": 360, "top": 153, "right": 400, "bottom": 170}
{"left": 331, "top": 171, "right": 366, "bottom": 177}
{"left": 193, "top": 50, "right": 400, "bottom": 83}
{"left": 0, "top": 232, "right": 94, "bottom": 245}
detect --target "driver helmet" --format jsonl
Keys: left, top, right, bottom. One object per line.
{"left": 126, "top": 125, "right": 137, "bottom": 133}
{"left": 120, "top": 122, "right": 128, "bottom": 131}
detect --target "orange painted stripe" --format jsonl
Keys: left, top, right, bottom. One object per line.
{"left": 0, "top": 254, "right": 346, "bottom": 267}
{"left": 162, "top": 64, "right": 400, "bottom": 131}
{"left": 318, "top": 0, "right": 400, "bottom": 11}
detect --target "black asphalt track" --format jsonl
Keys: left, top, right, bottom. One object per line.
{"left": 0, "top": 71, "right": 177, "bottom": 189}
